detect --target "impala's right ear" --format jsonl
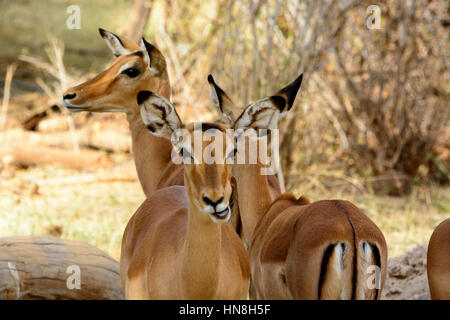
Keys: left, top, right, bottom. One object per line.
{"left": 138, "top": 91, "right": 182, "bottom": 140}
{"left": 99, "top": 28, "right": 131, "bottom": 56}
{"left": 207, "top": 74, "right": 241, "bottom": 125}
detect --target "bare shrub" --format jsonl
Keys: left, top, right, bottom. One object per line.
{"left": 319, "top": 0, "right": 449, "bottom": 184}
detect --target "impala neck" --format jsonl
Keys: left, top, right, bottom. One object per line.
{"left": 127, "top": 113, "right": 175, "bottom": 197}
{"left": 233, "top": 163, "right": 280, "bottom": 244}
{"left": 179, "top": 198, "right": 222, "bottom": 299}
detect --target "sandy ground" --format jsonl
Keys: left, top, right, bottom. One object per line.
{"left": 382, "top": 245, "right": 430, "bottom": 300}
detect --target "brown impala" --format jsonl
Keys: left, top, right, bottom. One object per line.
{"left": 118, "top": 91, "right": 272, "bottom": 299}
{"left": 208, "top": 74, "right": 388, "bottom": 299}
{"left": 63, "top": 29, "right": 183, "bottom": 197}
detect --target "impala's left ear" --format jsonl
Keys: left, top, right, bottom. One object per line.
{"left": 140, "top": 38, "right": 167, "bottom": 76}
{"left": 138, "top": 91, "right": 182, "bottom": 140}
{"left": 233, "top": 96, "right": 285, "bottom": 133}
{"left": 233, "top": 74, "right": 303, "bottom": 131}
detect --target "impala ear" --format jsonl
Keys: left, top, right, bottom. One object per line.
{"left": 140, "top": 38, "right": 167, "bottom": 76}
{"left": 233, "top": 95, "right": 285, "bottom": 133}
{"left": 273, "top": 73, "right": 303, "bottom": 114}
{"left": 207, "top": 74, "right": 241, "bottom": 125}
{"left": 99, "top": 28, "right": 131, "bottom": 56}
{"left": 138, "top": 91, "right": 182, "bottom": 140}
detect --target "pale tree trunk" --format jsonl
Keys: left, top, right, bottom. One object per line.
{"left": 123, "top": 0, "right": 153, "bottom": 42}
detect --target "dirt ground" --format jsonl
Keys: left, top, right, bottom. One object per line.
{"left": 382, "top": 245, "right": 430, "bottom": 300}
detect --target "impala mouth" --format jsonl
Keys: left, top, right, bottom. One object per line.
{"left": 62, "top": 99, "right": 88, "bottom": 112}
{"left": 212, "top": 207, "right": 230, "bottom": 220}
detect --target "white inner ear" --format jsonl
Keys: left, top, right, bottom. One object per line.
{"left": 235, "top": 99, "right": 281, "bottom": 131}
{"left": 209, "top": 84, "right": 233, "bottom": 124}
{"left": 149, "top": 95, "right": 180, "bottom": 131}
{"left": 140, "top": 95, "right": 181, "bottom": 138}
{"left": 140, "top": 39, "right": 160, "bottom": 75}
{"left": 103, "top": 31, "right": 131, "bottom": 56}
{"left": 139, "top": 39, "right": 151, "bottom": 66}
{"left": 209, "top": 84, "right": 220, "bottom": 110}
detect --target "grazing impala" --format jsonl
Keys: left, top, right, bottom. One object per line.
{"left": 120, "top": 91, "right": 256, "bottom": 299}
{"left": 63, "top": 29, "right": 183, "bottom": 196}
{"left": 208, "top": 74, "right": 388, "bottom": 299}
{"left": 427, "top": 218, "right": 450, "bottom": 300}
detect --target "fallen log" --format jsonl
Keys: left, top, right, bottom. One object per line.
{"left": 0, "top": 236, "right": 124, "bottom": 300}
{"left": 3, "top": 128, "right": 131, "bottom": 153}
{"left": 0, "top": 146, "right": 112, "bottom": 170}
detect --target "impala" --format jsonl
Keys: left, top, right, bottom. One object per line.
{"left": 427, "top": 218, "right": 450, "bottom": 300}
{"left": 119, "top": 90, "right": 265, "bottom": 299}
{"left": 62, "top": 28, "right": 183, "bottom": 196}
{"left": 208, "top": 74, "right": 388, "bottom": 299}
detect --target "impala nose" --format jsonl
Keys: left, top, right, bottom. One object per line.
{"left": 202, "top": 195, "right": 224, "bottom": 208}
{"left": 63, "top": 93, "right": 76, "bottom": 100}
{"left": 203, "top": 195, "right": 229, "bottom": 220}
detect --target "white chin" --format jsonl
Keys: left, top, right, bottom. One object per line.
{"left": 209, "top": 212, "right": 231, "bottom": 224}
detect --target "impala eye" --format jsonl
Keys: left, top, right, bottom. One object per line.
{"left": 121, "top": 68, "right": 140, "bottom": 78}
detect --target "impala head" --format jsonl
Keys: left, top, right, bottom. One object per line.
{"left": 62, "top": 28, "right": 170, "bottom": 116}
{"left": 138, "top": 78, "right": 295, "bottom": 221}
{"left": 138, "top": 90, "right": 234, "bottom": 223}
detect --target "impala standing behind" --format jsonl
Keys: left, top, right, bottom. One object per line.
{"left": 208, "top": 74, "right": 388, "bottom": 299}
{"left": 63, "top": 28, "right": 183, "bottom": 197}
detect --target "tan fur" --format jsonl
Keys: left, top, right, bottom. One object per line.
{"left": 120, "top": 104, "right": 250, "bottom": 299}
{"left": 427, "top": 218, "right": 450, "bottom": 300}
{"left": 63, "top": 30, "right": 181, "bottom": 197}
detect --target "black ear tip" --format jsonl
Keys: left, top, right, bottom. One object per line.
{"left": 142, "top": 38, "right": 155, "bottom": 53}
{"left": 137, "top": 91, "right": 153, "bottom": 105}
{"left": 99, "top": 28, "right": 106, "bottom": 37}
{"left": 270, "top": 96, "right": 287, "bottom": 112}
{"left": 278, "top": 73, "right": 303, "bottom": 111}
{"left": 207, "top": 74, "right": 214, "bottom": 84}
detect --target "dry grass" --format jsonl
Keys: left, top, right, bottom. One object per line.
{"left": 0, "top": 162, "right": 144, "bottom": 261}
{"left": 0, "top": 162, "right": 447, "bottom": 261}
